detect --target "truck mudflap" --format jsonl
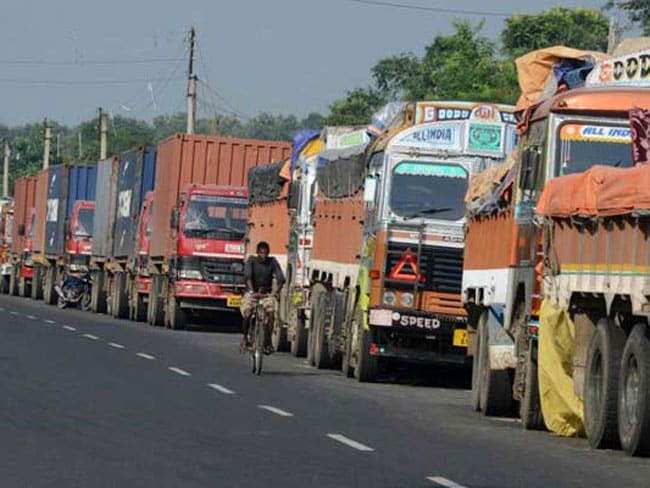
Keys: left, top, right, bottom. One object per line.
{"left": 367, "top": 307, "right": 469, "bottom": 364}
{"left": 173, "top": 280, "right": 243, "bottom": 308}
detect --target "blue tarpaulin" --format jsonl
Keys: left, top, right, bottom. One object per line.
{"left": 290, "top": 129, "right": 320, "bottom": 174}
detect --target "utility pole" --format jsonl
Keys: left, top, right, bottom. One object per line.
{"left": 3, "top": 139, "right": 9, "bottom": 198}
{"left": 186, "top": 26, "right": 197, "bottom": 135}
{"left": 43, "top": 118, "right": 51, "bottom": 170}
{"left": 607, "top": 17, "right": 619, "bottom": 54}
{"left": 98, "top": 107, "right": 108, "bottom": 160}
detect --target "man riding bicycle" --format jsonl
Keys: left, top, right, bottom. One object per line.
{"left": 240, "top": 241, "right": 285, "bottom": 353}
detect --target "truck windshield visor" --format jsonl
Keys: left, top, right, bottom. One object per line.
{"left": 389, "top": 161, "right": 467, "bottom": 221}
{"left": 557, "top": 123, "right": 633, "bottom": 175}
{"left": 183, "top": 195, "right": 247, "bottom": 239}
{"left": 75, "top": 208, "right": 95, "bottom": 238}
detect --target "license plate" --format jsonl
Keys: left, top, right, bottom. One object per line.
{"left": 453, "top": 329, "right": 468, "bottom": 347}
{"left": 226, "top": 295, "right": 242, "bottom": 307}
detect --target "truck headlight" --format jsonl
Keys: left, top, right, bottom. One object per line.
{"left": 382, "top": 291, "right": 396, "bottom": 306}
{"left": 230, "top": 262, "right": 244, "bottom": 273}
{"left": 178, "top": 269, "right": 203, "bottom": 280}
{"left": 401, "top": 292, "right": 414, "bottom": 307}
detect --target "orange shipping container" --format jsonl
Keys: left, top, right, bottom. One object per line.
{"left": 11, "top": 176, "right": 37, "bottom": 256}
{"left": 150, "top": 134, "right": 292, "bottom": 261}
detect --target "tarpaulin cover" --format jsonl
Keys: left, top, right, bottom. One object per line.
{"left": 316, "top": 152, "right": 366, "bottom": 199}
{"left": 630, "top": 107, "right": 650, "bottom": 165}
{"left": 464, "top": 151, "right": 518, "bottom": 216}
{"left": 290, "top": 129, "right": 320, "bottom": 174}
{"left": 247, "top": 160, "right": 288, "bottom": 204}
{"left": 539, "top": 299, "right": 585, "bottom": 437}
{"left": 515, "top": 46, "right": 606, "bottom": 111}
{"left": 537, "top": 164, "right": 650, "bottom": 217}
{"left": 367, "top": 102, "right": 407, "bottom": 137}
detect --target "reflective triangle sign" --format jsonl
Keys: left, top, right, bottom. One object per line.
{"left": 388, "top": 248, "right": 425, "bottom": 282}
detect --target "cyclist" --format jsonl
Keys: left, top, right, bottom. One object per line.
{"left": 240, "top": 241, "right": 285, "bottom": 353}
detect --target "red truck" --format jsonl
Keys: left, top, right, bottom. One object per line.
{"left": 128, "top": 190, "right": 154, "bottom": 321}
{"left": 9, "top": 177, "right": 36, "bottom": 297}
{"left": 145, "top": 134, "right": 292, "bottom": 329}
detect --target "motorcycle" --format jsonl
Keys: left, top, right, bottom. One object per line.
{"left": 55, "top": 272, "right": 92, "bottom": 311}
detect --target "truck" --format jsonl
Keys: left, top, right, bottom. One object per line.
{"left": 536, "top": 161, "right": 650, "bottom": 456}
{"left": 304, "top": 102, "right": 517, "bottom": 381}
{"left": 0, "top": 197, "right": 13, "bottom": 293}
{"left": 8, "top": 177, "right": 36, "bottom": 297}
{"left": 462, "top": 47, "right": 650, "bottom": 427}
{"left": 145, "top": 134, "right": 292, "bottom": 329}
{"left": 129, "top": 190, "right": 155, "bottom": 321}
{"left": 34, "top": 164, "right": 97, "bottom": 305}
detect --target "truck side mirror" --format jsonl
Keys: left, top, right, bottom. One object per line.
{"left": 520, "top": 147, "right": 540, "bottom": 192}
{"left": 363, "top": 176, "right": 377, "bottom": 205}
{"left": 17, "top": 224, "right": 25, "bottom": 236}
{"left": 170, "top": 209, "right": 179, "bottom": 230}
{"left": 287, "top": 182, "right": 300, "bottom": 210}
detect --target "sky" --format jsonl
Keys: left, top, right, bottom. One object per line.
{"left": 0, "top": 0, "right": 619, "bottom": 126}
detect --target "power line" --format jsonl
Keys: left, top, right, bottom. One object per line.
{"left": 0, "top": 57, "right": 184, "bottom": 66}
{"left": 0, "top": 77, "right": 184, "bottom": 86}
{"left": 338, "top": 0, "right": 509, "bottom": 17}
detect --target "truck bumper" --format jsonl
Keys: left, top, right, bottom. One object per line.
{"left": 20, "top": 266, "right": 34, "bottom": 279}
{"left": 135, "top": 276, "right": 151, "bottom": 295}
{"left": 173, "top": 280, "right": 243, "bottom": 312}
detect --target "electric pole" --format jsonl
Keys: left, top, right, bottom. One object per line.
{"left": 607, "top": 17, "right": 619, "bottom": 54}
{"left": 186, "top": 26, "right": 197, "bottom": 135}
{"left": 98, "top": 107, "right": 108, "bottom": 160}
{"left": 43, "top": 118, "right": 51, "bottom": 170}
{"left": 3, "top": 139, "right": 9, "bottom": 198}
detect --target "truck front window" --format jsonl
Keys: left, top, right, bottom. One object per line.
{"left": 558, "top": 123, "right": 633, "bottom": 175}
{"left": 389, "top": 161, "right": 467, "bottom": 221}
{"left": 183, "top": 195, "right": 247, "bottom": 239}
{"left": 75, "top": 208, "right": 94, "bottom": 238}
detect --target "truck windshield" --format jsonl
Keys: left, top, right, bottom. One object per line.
{"left": 389, "top": 161, "right": 468, "bottom": 221}
{"left": 183, "top": 195, "right": 247, "bottom": 239}
{"left": 75, "top": 208, "right": 94, "bottom": 238}
{"left": 557, "top": 123, "right": 633, "bottom": 175}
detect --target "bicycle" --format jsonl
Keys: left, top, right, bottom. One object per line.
{"left": 247, "top": 296, "right": 271, "bottom": 375}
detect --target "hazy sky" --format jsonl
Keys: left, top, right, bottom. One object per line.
{"left": 0, "top": 0, "right": 616, "bottom": 125}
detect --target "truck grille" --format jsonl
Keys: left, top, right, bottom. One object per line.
{"left": 384, "top": 242, "right": 463, "bottom": 294}
{"left": 200, "top": 258, "right": 245, "bottom": 285}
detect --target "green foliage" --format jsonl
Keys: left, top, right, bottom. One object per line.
{"left": 501, "top": 7, "right": 609, "bottom": 57}
{"left": 607, "top": 0, "right": 650, "bottom": 35}
{"left": 323, "top": 87, "right": 387, "bottom": 126}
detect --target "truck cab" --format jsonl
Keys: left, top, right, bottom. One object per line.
{"left": 65, "top": 200, "right": 95, "bottom": 271}
{"left": 130, "top": 191, "right": 154, "bottom": 321}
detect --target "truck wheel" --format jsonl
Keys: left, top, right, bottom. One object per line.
{"left": 618, "top": 324, "right": 650, "bottom": 456}
{"left": 471, "top": 311, "right": 487, "bottom": 411}
{"left": 9, "top": 265, "right": 19, "bottom": 296}
{"left": 520, "top": 341, "right": 545, "bottom": 430}
{"left": 91, "top": 270, "right": 106, "bottom": 313}
{"left": 43, "top": 266, "right": 56, "bottom": 305}
{"left": 168, "top": 295, "right": 186, "bottom": 330}
{"left": 354, "top": 312, "right": 377, "bottom": 383}
{"left": 31, "top": 265, "right": 43, "bottom": 300}
{"left": 271, "top": 322, "right": 289, "bottom": 353}
{"left": 307, "top": 288, "right": 323, "bottom": 366}
{"left": 133, "top": 292, "right": 147, "bottom": 322}
{"left": 18, "top": 276, "right": 31, "bottom": 298}
{"left": 478, "top": 313, "right": 514, "bottom": 416}
{"left": 112, "top": 272, "right": 129, "bottom": 319}
{"left": 313, "top": 290, "right": 331, "bottom": 369}
{"left": 584, "top": 318, "right": 626, "bottom": 449}
{"left": 147, "top": 275, "right": 164, "bottom": 327}
{"left": 290, "top": 308, "right": 308, "bottom": 357}
{"left": 0, "top": 274, "right": 9, "bottom": 294}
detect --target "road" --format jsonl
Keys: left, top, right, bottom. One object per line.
{"left": 1, "top": 294, "right": 650, "bottom": 488}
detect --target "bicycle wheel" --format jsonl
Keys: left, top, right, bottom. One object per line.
{"left": 249, "top": 314, "right": 258, "bottom": 374}
{"left": 255, "top": 307, "right": 265, "bottom": 376}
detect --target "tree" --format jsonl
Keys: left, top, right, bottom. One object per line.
{"left": 324, "top": 87, "right": 387, "bottom": 126}
{"left": 607, "top": 1, "right": 650, "bottom": 35}
{"left": 501, "top": 7, "right": 609, "bottom": 57}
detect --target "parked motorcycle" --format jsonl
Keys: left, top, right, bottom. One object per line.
{"left": 55, "top": 272, "right": 92, "bottom": 311}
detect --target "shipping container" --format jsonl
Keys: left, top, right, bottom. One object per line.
{"left": 11, "top": 176, "right": 37, "bottom": 256}
{"left": 112, "top": 147, "right": 156, "bottom": 259}
{"left": 33, "top": 169, "right": 49, "bottom": 255}
{"left": 91, "top": 157, "right": 119, "bottom": 260}
{"left": 150, "top": 134, "right": 292, "bottom": 261}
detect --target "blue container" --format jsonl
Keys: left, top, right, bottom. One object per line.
{"left": 112, "top": 147, "right": 157, "bottom": 260}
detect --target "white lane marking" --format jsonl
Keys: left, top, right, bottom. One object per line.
{"left": 10, "top": 311, "right": 18, "bottom": 315}
{"left": 326, "top": 434, "right": 374, "bottom": 452}
{"left": 207, "top": 383, "right": 235, "bottom": 395}
{"left": 82, "top": 334, "right": 99, "bottom": 340}
{"left": 45, "top": 319, "right": 56, "bottom": 324}
{"left": 137, "top": 353, "right": 155, "bottom": 360}
{"left": 427, "top": 476, "right": 468, "bottom": 488}
{"left": 258, "top": 405, "right": 294, "bottom": 417}
{"left": 0, "top": 307, "right": 4, "bottom": 311}
{"left": 168, "top": 367, "right": 191, "bottom": 377}
{"left": 108, "top": 342, "right": 125, "bottom": 349}
{"left": 26, "top": 315, "right": 37, "bottom": 320}
{"left": 62, "top": 325, "right": 77, "bottom": 331}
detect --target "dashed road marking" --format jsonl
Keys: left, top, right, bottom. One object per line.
{"left": 207, "top": 383, "right": 235, "bottom": 395}
{"left": 0, "top": 307, "right": 4, "bottom": 311}
{"left": 427, "top": 476, "right": 468, "bottom": 488}
{"left": 10, "top": 311, "right": 18, "bottom": 315}
{"left": 326, "top": 434, "right": 374, "bottom": 452}
{"left": 62, "top": 325, "right": 77, "bottom": 331}
{"left": 168, "top": 367, "right": 191, "bottom": 377}
{"left": 137, "top": 353, "right": 155, "bottom": 360}
{"left": 258, "top": 405, "right": 294, "bottom": 417}
{"left": 44, "top": 319, "right": 56, "bottom": 324}
{"left": 26, "top": 315, "right": 36, "bottom": 320}
{"left": 108, "top": 342, "right": 125, "bottom": 349}
{"left": 82, "top": 334, "right": 99, "bottom": 340}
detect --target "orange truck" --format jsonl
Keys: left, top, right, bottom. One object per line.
{"left": 462, "top": 47, "right": 650, "bottom": 428}
{"left": 304, "top": 102, "right": 517, "bottom": 381}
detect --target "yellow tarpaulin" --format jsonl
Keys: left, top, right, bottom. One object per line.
{"left": 538, "top": 299, "right": 585, "bottom": 437}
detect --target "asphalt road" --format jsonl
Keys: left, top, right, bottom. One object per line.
{"left": 2, "top": 294, "right": 650, "bottom": 488}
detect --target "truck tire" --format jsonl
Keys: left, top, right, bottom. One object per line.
{"left": 9, "top": 264, "right": 19, "bottom": 296}
{"left": 584, "top": 318, "right": 626, "bottom": 449}
{"left": 290, "top": 308, "right": 308, "bottom": 357}
{"left": 167, "top": 295, "right": 186, "bottom": 330}
{"left": 478, "top": 312, "right": 514, "bottom": 416}
{"left": 313, "top": 289, "right": 331, "bottom": 369}
{"left": 0, "top": 273, "right": 9, "bottom": 294}
{"left": 111, "top": 271, "right": 129, "bottom": 319}
{"left": 31, "top": 265, "right": 43, "bottom": 300}
{"left": 354, "top": 312, "right": 377, "bottom": 383}
{"left": 271, "top": 322, "right": 289, "bottom": 353}
{"left": 147, "top": 275, "right": 164, "bottom": 327}
{"left": 133, "top": 291, "right": 147, "bottom": 322}
{"left": 471, "top": 311, "right": 487, "bottom": 412}
{"left": 520, "top": 341, "right": 545, "bottom": 430}
{"left": 618, "top": 324, "right": 650, "bottom": 456}
{"left": 91, "top": 270, "right": 107, "bottom": 314}
{"left": 307, "top": 288, "right": 323, "bottom": 366}
{"left": 18, "top": 276, "right": 31, "bottom": 298}
{"left": 43, "top": 266, "right": 57, "bottom": 305}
